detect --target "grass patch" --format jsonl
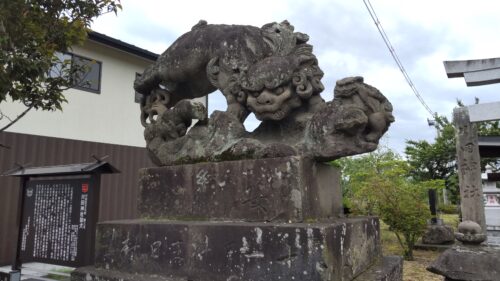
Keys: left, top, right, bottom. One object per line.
{"left": 43, "top": 268, "right": 73, "bottom": 280}
{"left": 441, "top": 213, "right": 459, "bottom": 230}
{"left": 380, "top": 214, "right": 459, "bottom": 280}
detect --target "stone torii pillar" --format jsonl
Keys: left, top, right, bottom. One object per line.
{"left": 445, "top": 57, "right": 500, "bottom": 241}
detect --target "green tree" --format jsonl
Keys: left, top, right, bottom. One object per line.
{"left": 338, "top": 148, "right": 400, "bottom": 215}
{"left": 0, "top": 0, "right": 121, "bottom": 132}
{"left": 339, "top": 148, "right": 435, "bottom": 260}
{"left": 405, "top": 115, "right": 459, "bottom": 203}
{"left": 371, "top": 177, "right": 432, "bottom": 260}
{"left": 405, "top": 108, "right": 500, "bottom": 204}
{"left": 477, "top": 119, "right": 500, "bottom": 172}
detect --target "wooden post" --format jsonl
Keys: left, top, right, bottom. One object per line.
{"left": 453, "top": 107, "right": 486, "bottom": 233}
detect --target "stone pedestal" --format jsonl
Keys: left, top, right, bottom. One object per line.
{"left": 427, "top": 245, "right": 500, "bottom": 281}
{"left": 76, "top": 218, "right": 381, "bottom": 281}
{"left": 422, "top": 224, "right": 455, "bottom": 245}
{"left": 72, "top": 157, "right": 402, "bottom": 281}
{"left": 138, "top": 156, "right": 343, "bottom": 222}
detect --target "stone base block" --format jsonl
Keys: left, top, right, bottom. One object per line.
{"left": 138, "top": 156, "right": 342, "bottom": 222}
{"left": 72, "top": 256, "right": 402, "bottom": 281}
{"left": 427, "top": 245, "right": 500, "bottom": 281}
{"left": 422, "top": 224, "right": 454, "bottom": 245}
{"left": 72, "top": 266, "right": 183, "bottom": 281}
{"left": 353, "top": 256, "right": 403, "bottom": 281}
{"left": 414, "top": 243, "right": 454, "bottom": 252}
{"left": 87, "top": 217, "right": 381, "bottom": 281}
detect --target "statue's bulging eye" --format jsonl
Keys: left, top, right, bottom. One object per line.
{"left": 274, "top": 86, "right": 284, "bottom": 95}
{"left": 250, "top": 91, "right": 260, "bottom": 98}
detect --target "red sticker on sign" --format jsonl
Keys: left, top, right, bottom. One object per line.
{"left": 82, "top": 183, "right": 89, "bottom": 193}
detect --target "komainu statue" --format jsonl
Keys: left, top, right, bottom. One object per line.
{"left": 134, "top": 20, "right": 394, "bottom": 166}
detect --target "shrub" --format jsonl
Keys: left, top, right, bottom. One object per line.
{"left": 368, "top": 179, "right": 430, "bottom": 260}
{"left": 438, "top": 203, "right": 458, "bottom": 214}
{"left": 338, "top": 149, "right": 434, "bottom": 260}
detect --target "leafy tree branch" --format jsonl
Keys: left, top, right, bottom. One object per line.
{"left": 0, "top": 0, "right": 121, "bottom": 132}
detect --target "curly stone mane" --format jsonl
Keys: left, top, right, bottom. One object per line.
{"left": 241, "top": 44, "right": 325, "bottom": 100}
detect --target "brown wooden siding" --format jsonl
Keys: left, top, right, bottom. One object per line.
{"left": 0, "top": 131, "right": 153, "bottom": 265}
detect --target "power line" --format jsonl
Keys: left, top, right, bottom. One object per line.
{"left": 362, "top": 0, "right": 436, "bottom": 117}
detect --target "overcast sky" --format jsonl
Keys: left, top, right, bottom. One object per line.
{"left": 92, "top": 0, "right": 500, "bottom": 155}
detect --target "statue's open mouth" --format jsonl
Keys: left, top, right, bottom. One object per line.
{"left": 251, "top": 106, "right": 290, "bottom": 121}
{"left": 255, "top": 108, "right": 289, "bottom": 121}
{"left": 272, "top": 109, "right": 287, "bottom": 120}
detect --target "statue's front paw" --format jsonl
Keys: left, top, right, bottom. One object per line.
{"left": 365, "top": 112, "right": 391, "bottom": 143}
{"left": 334, "top": 105, "right": 368, "bottom": 136}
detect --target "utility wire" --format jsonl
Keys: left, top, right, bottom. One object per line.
{"left": 362, "top": 0, "right": 436, "bottom": 117}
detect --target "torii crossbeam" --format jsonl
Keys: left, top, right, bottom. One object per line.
{"left": 444, "top": 57, "right": 500, "bottom": 86}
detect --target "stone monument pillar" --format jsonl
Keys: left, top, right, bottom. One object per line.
{"left": 453, "top": 107, "right": 487, "bottom": 243}
{"left": 71, "top": 20, "right": 402, "bottom": 281}
{"left": 427, "top": 57, "right": 500, "bottom": 281}
{"left": 421, "top": 189, "right": 454, "bottom": 245}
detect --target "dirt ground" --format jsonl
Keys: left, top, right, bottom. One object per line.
{"left": 380, "top": 214, "right": 458, "bottom": 281}
{"left": 402, "top": 250, "right": 442, "bottom": 281}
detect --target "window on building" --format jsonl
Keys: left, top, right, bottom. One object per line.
{"left": 49, "top": 52, "right": 102, "bottom": 94}
{"left": 48, "top": 52, "right": 72, "bottom": 78}
{"left": 72, "top": 54, "right": 102, "bottom": 94}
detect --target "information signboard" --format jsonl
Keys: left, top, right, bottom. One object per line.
{"left": 3, "top": 160, "right": 118, "bottom": 277}
{"left": 18, "top": 177, "right": 98, "bottom": 267}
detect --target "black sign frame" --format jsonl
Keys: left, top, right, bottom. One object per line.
{"left": 17, "top": 175, "right": 101, "bottom": 267}
{"left": 3, "top": 160, "right": 118, "bottom": 278}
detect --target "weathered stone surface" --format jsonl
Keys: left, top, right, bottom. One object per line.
{"left": 454, "top": 107, "right": 486, "bottom": 233}
{"left": 134, "top": 20, "right": 394, "bottom": 166}
{"left": 455, "top": 220, "right": 487, "bottom": 244}
{"left": 353, "top": 256, "right": 403, "bottom": 281}
{"left": 138, "top": 156, "right": 342, "bottom": 222}
{"left": 414, "top": 243, "right": 454, "bottom": 252}
{"left": 72, "top": 256, "right": 403, "bottom": 281}
{"left": 72, "top": 266, "right": 184, "bottom": 281}
{"left": 427, "top": 245, "right": 500, "bottom": 280}
{"left": 422, "top": 224, "right": 455, "bottom": 245}
{"left": 90, "top": 217, "right": 381, "bottom": 281}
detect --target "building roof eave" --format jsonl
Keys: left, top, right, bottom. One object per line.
{"left": 88, "top": 31, "right": 159, "bottom": 61}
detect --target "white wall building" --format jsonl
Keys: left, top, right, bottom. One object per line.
{"left": 483, "top": 169, "right": 500, "bottom": 231}
{"left": 2, "top": 32, "right": 155, "bottom": 146}
{"left": 1, "top": 32, "right": 207, "bottom": 147}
